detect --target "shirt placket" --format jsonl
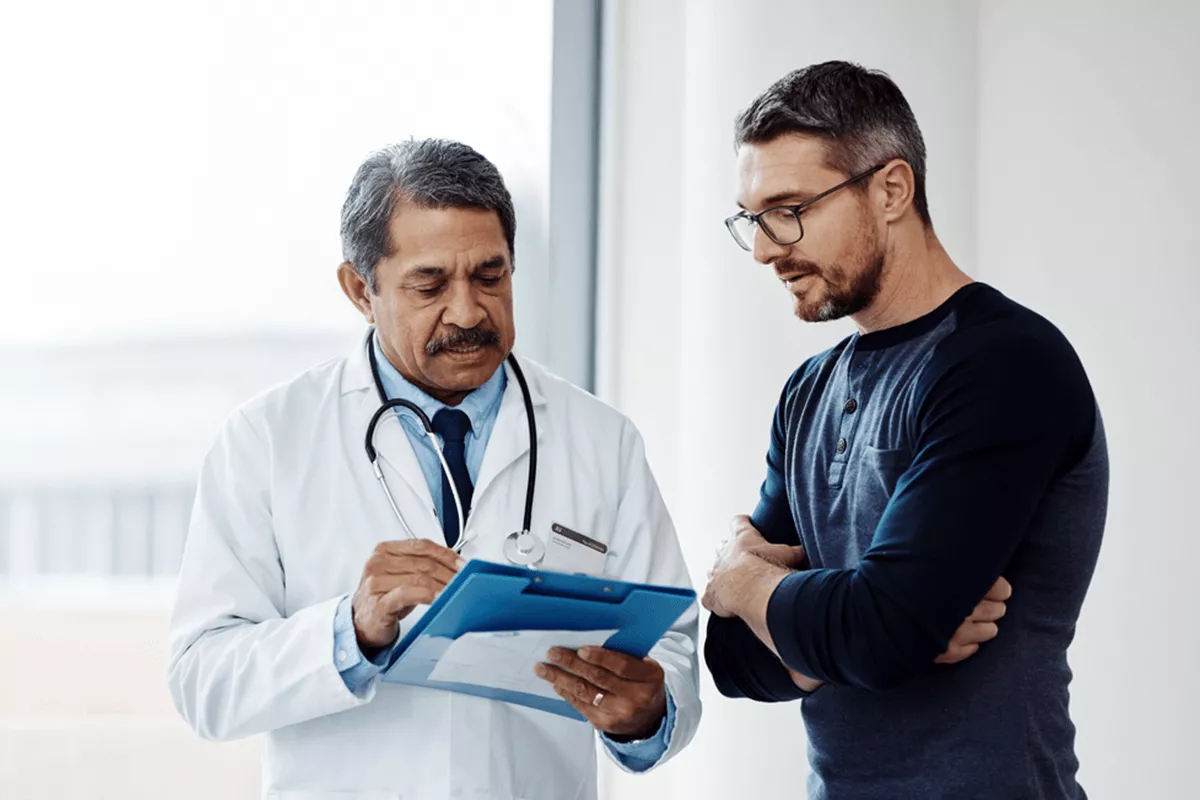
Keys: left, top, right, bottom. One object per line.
{"left": 828, "top": 343, "right": 868, "bottom": 487}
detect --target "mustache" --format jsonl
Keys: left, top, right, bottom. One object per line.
{"left": 426, "top": 325, "right": 502, "bottom": 356}
{"left": 774, "top": 258, "right": 823, "bottom": 279}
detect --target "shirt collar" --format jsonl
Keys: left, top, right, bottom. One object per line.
{"left": 371, "top": 334, "right": 507, "bottom": 437}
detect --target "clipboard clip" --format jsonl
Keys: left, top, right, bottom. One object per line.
{"left": 523, "top": 575, "right": 624, "bottom": 603}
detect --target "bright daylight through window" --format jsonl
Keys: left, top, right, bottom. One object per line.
{"left": 0, "top": 2, "right": 554, "bottom": 796}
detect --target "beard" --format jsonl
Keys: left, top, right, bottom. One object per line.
{"left": 783, "top": 241, "right": 886, "bottom": 324}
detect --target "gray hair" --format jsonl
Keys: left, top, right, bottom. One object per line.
{"left": 735, "top": 61, "right": 931, "bottom": 226}
{"left": 340, "top": 139, "right": 517, "bottom": 290}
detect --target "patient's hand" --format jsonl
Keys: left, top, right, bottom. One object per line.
{"left": 936, "top": 576, "right": 1011, "bottom": 664}
{"left": 789, "top": 576, "right": 1013, "bottom": 691}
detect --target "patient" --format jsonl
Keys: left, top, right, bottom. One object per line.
{"left": 702, "top": 61, "right": 1107, "bottom": 799}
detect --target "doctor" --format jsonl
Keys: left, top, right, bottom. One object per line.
{"left": 167, "top": 138, "right": 700, "bottom": 799}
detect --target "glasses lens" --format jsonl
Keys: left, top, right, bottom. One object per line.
{"left": 759, "top": 207, "right": 802, "bottom": 246}
{"left": 726, "top": 215, "right": 756, "bottom": 251}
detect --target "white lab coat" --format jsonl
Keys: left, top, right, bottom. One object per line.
{"left": 167, "top": 332, "right": 700, "bottom": 800}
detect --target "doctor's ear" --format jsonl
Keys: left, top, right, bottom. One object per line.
{"left": 338, "top": 261, "right": 375, "bottom": 322}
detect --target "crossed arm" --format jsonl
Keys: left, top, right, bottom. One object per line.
{"left": 703, "top": 515, "right": 1011, "bottom": 697}
{"left": 703, "top": 334, "right": 1093, "bottom": 696}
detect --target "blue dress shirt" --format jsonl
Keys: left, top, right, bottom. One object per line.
{"left": 333, "top": 338, "right": 672, "bottom": 770}
{"left": 372, "top": 336, "right": 507, "bottom": 526}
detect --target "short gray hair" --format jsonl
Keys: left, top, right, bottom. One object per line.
{"left": 735, "top": 61, "right": 931, "bottom": 226}
{"left": 340, "top": 139, "right": 517, "bottom": 290}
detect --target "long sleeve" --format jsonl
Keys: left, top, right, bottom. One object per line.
{"left": 333, "top": 595, "right": 404, "bottom": 697}
{"left": 766, "top": 333, "right": 1096, "bottom": 691}
{"left": 600, "top": 689, "right": 677, "bottom": 772}
{"left": 166, "top": 409, "right": 373, "bottom": 741}
{"left": 600, "top": 420, "right": 701, "bottom": 773}
{"left": 705, "top": 366, "right": 811, "bottom": 703}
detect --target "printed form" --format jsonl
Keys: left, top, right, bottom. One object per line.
{"left": 426, "top": 629, "right": 619, "bottom": 699}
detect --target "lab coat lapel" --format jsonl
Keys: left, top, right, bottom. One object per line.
{"left": 473, "top": 356, "right": 547, "bottom": 513}
{"left": 343, "top": 331, "right": 441, "bottom": 542}
{"left": 363, "top": 393, "right": 440, "bottom": 523}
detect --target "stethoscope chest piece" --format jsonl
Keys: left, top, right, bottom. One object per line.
{"left": 503, "top": 530, "right": 546, "bottom": 567}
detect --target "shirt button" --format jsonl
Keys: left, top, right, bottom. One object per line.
{"left": 836, "top": 438, "right": 847, "bottom": 454}
{"left": 844, "top": 398, "right": 858, "bottom": 413}
{"left": 337, "top": 650, "right": 348, "bottom": 664}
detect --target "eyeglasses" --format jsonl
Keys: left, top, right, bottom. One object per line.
{"left": 724, "top": 164, "right": 885, "bottom": 252}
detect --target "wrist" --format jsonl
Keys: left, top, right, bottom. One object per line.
{"left": 787, "top": 667, "right": 823, "bottom": 693}
{"left": 352, "top": 602, "right": 398, "bottom": 654}
{"left": 607, "top": 692, "right": 667, "bottom": 742}
{"left": 725, "top": 554, "right": 790, "bottom": 620}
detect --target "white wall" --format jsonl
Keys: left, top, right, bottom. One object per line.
{"left": 599, "top": 1, "right": 1199, "bottom": 798}
{"left": 977, "top": 2, "right": 1200, "bottom": 797}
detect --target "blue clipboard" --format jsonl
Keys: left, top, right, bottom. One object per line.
{"left": 379, "top": 559, "right": 696, "bottom": 720}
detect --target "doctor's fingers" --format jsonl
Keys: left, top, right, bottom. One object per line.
{"left": 365, "top": 558, "right": 458, "bottom": 588}
{"left": 551, "top": 685, "right": 618, "bottom": 731}
{"left": 574, "top": 647, "right": 663, "bottom": 684}
{"left": 375, "top": 577, "right": 444, "bottom": 613}
{"left": 363, "top": 572, "right": 452, "bottom": 599}
{"left": 535, "top": 663, "right": 623, "bottom": 723}
{"left": 371, "top": 540, "right": 463, "bottom": 572}
{"left": 544, "top": 648, "right": 631, "bottom": 692}
{"left": 535, "top": 662, "right": 609, "bottom": 695}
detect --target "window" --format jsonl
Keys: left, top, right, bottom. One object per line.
{"left": 0, "top": 1, "right": 597, "bottom": 796}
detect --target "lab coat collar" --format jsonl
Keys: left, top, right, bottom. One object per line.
{"left": 369, "top": 333, "right": 507, "bottom": 440}
{"left": 342, "top": 328, "right": 547, "bottom": 543}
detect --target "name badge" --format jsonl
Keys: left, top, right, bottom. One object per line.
{"left": 541, "top": 522, "right": 608, "bottom": 576}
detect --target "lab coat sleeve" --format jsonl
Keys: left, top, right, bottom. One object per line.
{"left": 601, "top": 420, "right": 701, "bottom": 773}
{"left": 167, "top": 408, "right": 372, "bottom": 741}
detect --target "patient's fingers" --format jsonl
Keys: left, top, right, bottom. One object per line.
{"left": 935, "top": 642, "right": 979, "bottom": 665}
{"left": 986, "top": 576, "right": 1013, "bottom": 602}
{"left": 971, "top": 599, "right": 1007, "bottom": 623}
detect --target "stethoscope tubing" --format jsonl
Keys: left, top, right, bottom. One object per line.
{"left": 363, "top": 330, "right": 538, "bottom": 556}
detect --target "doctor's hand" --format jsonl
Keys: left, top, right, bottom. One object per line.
{"left": 535, "top": 647, "right": 668, "bottom": 740}
{"left": 352, "top": 540, "right": 464, "bottom": 653}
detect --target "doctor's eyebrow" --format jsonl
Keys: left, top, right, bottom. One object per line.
{"left": 403, "top": 257, "right": 509, "bottom": 280}
{"left": 473, "top": 256, "right": 509, "bottom": 273}
{"left": 405, "top": 266, "right": 448, "bottom": 280}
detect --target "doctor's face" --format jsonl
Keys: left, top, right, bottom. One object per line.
{"left": 348, "top": 202, "right": 516, "bottom": 405}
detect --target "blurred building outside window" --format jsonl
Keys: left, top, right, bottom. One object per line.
{"left": 0, "top": 1, "right": 564, "bottom": 796}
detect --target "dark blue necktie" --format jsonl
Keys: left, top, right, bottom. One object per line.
{"left": 432, "top": 409, "right": 473, "bottom": 548}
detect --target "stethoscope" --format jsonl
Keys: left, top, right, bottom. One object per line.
{"left": 364, "top": 330, "right": 547, "bottom": 566}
